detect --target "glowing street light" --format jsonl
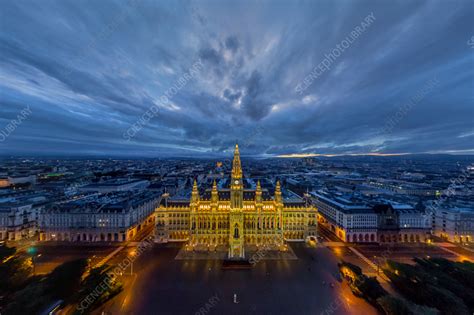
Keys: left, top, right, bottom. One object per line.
{"left": 27, "top": 247, "right": 40, "bottom": 275}
{"left": 129, "top": 249, "right": 137, "bottom": 275}
{"left": 27, "top": 246, "right": 37, "bottom": 255}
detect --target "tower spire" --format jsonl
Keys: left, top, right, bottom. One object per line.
{"left": 256, "top": 180, "right": 262, "bottom": 203}
{"left": 211, "top": 179, "right": 218, "bottom": 205}
{"left": 191, "top": 179, "right": 199, "bottom": 203}
{"left": 232, "top": 143, "right": 242, "bottom": 180}
{"left": 275, "top": 180, "right": 282, "bottom": 204}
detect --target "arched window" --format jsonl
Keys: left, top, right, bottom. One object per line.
{"left": 234, "top": 224, "right": 239, "bottom": 239}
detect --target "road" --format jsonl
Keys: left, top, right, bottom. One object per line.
{"left": 318, "top": 224, "right": 342, "bottom": 242}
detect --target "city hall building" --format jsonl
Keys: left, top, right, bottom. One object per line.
{"left": 155, "top": 144, "right": 317, "bottom": 258}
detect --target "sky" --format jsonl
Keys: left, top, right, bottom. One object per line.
{"left": 0, "top": 0, "right": 473, "bottom": 157}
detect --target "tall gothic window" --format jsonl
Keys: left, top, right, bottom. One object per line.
{"left": 234, "top": 224, "right": 239, "bottom": 239}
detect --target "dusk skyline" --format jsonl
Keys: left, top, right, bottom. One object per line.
{"left": 1, "top": 0, "right": 473, "bottom": 157}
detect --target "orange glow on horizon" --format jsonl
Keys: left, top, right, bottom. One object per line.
{"left": 277, "top": 152, "right": 412, "bottom": 158}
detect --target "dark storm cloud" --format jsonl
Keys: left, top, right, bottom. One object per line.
{"left": 0, "top": 0, "right": 473, "bottom": 156}
{"left": 240, "top": 71, "right": 272, "bottom": 121}
{"left": 225, "top": 36, "right": 240, "bottom": 53}
{"left": 223, "top": 89, "right": 241, "bottom": 102}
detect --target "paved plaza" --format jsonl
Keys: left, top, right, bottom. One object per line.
{"left": 94, "top": 242, "right": 377, "bottom": 315}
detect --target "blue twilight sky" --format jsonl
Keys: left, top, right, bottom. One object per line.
{"left": 0, "top": 0, "right": 473, "bottom": 157}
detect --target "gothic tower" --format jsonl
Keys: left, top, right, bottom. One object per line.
{"left": 229, "top": 144, "right": 245, "bottom": 258}
{"left": 230, "top": 143, "right": 243, "bottom": 209}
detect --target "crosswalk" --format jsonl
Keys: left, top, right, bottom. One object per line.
{"left": 348, "top": 247, "right": 378, "bottom": 270}
{"left": 436, "top": 245, "right": 472, "bottom": 261}
{"left": 321, "top": 241, "right": 346, "bottom": 247}
{"left": 95, "top": 246, "right": 125, "bottom": 267}
{"left": 348, "top": 247, "right": 391, "bottom": 282}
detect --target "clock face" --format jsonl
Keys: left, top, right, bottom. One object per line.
{"left": 234, "top": 180, "right": 239, "bottom": 185}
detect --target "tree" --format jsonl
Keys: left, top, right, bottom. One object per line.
{"left": 414, "top": 258, "right": 474, "bottom": 310}
{"left": 383, "top": 260, "right": 470, "bottom": 315}
{"left": 45, "top": 258, "right": 88, "bottom": 300}
{"left": 377, "top": 296, "right": 413, "bottom": 315}
{"left": 73, "top": 265, "right": 123, "bottom": 314}
{"left": 0, "top": 255, "right": 33, "bottom": 294}
{"left": 0, "top": 245, "right": 16, "bottom": 261}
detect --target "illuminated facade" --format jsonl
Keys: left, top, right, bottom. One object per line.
{"left": 155, "top": 144, "right": 317, "bottom": 258}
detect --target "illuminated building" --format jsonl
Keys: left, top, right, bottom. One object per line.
{"left": 155, "top": 144, "right": 318, "bottom": 258}
{"left": 432, "top": 206, "right": 473, "bottom": 243}
{"left": 312, "top": 191, "right": 431, "bottom": 243}
{"left": 0, "top": 202, "right": 38, "bottom": 241}
{"left": 39, "top": 191, "right": 158, "bottom": 242}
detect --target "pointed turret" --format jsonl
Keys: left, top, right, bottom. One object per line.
{"left": 274, "top": 180, "right": 282, "bottom": 204}
{"left": 230, "top": 143, "right": 243, "bottom": 209}
{"left": 231, "top": 143, "right": 242, "bottom": 180}
{"left": 255, "top": 180, "right": 262, "bottom": 203}
{"left": 191, "top": 179, "right": 200, "bottom": 203}
{"left": 211, "top": 180, "right": 218, "bottom": 203}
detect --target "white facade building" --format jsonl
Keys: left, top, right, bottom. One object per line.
{"left": 312, "top": 191, "right": 431, "bottom": 243}
{"left": 312, "top": 192, "right": 378, "bottom": 242}
{"left": 432, "top": 207, "right": 474, "bottom": 243}
{"left": 39, "top": 191, "right": 160, "bottom": 242}
{"left": 0, "top": 202, "right": 38, "bottom": 241}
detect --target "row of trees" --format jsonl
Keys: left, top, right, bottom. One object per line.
{"left": 339, "top": 261, "right": 438, "bottom": 315}
{"left": 383, "top": 258, "right": 474, "bottom": 315}
{"left": 339, "top": 258, "right": 474, "bottom": 315}
{"left": 0, "top": 246, "right": 34, "bottom": 296}
{"left": 0, "top": 245, "right": 123, "bottom": 314}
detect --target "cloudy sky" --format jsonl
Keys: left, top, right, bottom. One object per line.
{"left": 0, "top": 0, "right": 473, "bottom": 157}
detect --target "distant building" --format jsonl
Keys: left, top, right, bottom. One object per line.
{"left": 78, "top": 179, "right": 149, "bottom": 193}
{"left": 367, "top": 179, "right": 438, "bottom": 196}
{"left": 0, "top": 175, "right": 37, "bottom": 188}
{"left": 39, "top": 191, "right": 159, "bottom": 242}
{"left": 0, "top": 178, "right": 8, "bottom": 187}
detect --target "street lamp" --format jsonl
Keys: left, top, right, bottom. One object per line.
{"left": 27, "top": 247, "right": 41, "bottom": 275}
{"left": 374, "top": 255, "right": 379, "bottom": 275}
{"left": 129, "top": 249, "right": 137, "bottom": 275}
{"left": 27, "top": 246, "right": 37, "bottom": 255}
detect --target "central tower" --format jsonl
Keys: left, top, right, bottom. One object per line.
{"left": 230, "top": 143, "right": 243, "bottom": 208}
{"left": 229, "top": 144, "right": 245, "bottom": 258}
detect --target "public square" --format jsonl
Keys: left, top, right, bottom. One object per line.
{"left": 94, "top": 242, "right": 377, "bottom": 315}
